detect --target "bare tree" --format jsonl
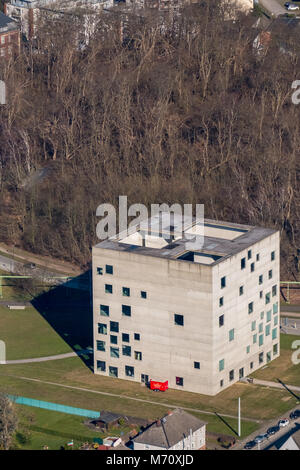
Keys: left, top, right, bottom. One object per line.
{"left": 0, "top": 394, "right": 18, "bottom": 450}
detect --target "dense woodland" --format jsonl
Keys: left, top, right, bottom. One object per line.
{"left": 0, "top": 1, "right": 300, "bottom": 276}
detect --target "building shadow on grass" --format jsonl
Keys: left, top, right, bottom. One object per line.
{"left": 214, "top": 412, "right": 238, "bottom": 437}
{"left": 31, "top": 270, "right": 93, "bottom": 371}
{"left": 277, "top": 378, "right": 300, "bottom": 400}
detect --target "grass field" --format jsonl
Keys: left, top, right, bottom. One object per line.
{"left": 0, "top": 305, "right": 73, "bottom": 360}
{"left": 251, "top": 333, "right": 300, "bottom": 387}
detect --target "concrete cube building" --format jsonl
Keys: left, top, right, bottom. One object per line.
{"left": 92, "top": 213, "right": 280, "bottom": 396}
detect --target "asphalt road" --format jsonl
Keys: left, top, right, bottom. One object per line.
{"left": 234, "top": 405, "right": 300, "bottom": 450}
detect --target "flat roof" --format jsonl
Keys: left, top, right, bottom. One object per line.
{"left": 94, "top": 213, "right": 277, "bottom": 266}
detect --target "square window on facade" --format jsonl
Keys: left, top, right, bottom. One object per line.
{"left": 97, "top": 341, "right": 105, "bottom": 351}
{"left": 110, "top": 335, "right": 118, "bottom": 345}
{"left": 274, "top": 315, "right": 278, "bottom": 326}
{"left": 100, "top": 305, "right": 109, "bottom": 316}
{"left": 265, "top": 324, "right": 271, "bottom": 336}
{"left": 259, "top": 322, "right": 263, "bottom": 333}
{"left": 266, "top": 310, "right": 271, "bottom": 322}
{"left": 219, "top": 359, "right": 225, "bottom": 371}
{"left": 134, "top": 333, "right": 140, "bottom": 341}
{"left": 239, "top": 286, "right": 244, "bottom": 296}
{"left": 272, "top": 328, "right": 277, "bottom": 340}
{"left": 229, "top": 328, "right": 235, "bottom": 342}
{"left": 97, "top": 360, "right": 106, "bottom": 372}
{"left": 239, "top": 368, "right": 244, "bottom": 379}
{"left": 246, "top": 345, "right": 250, "bottom": 354}
{"left": 141, "top": 374, "right": 149, "bottom": 384}
{"left": 135, "top": 351, "right": 142, "bottom": 361}
{"left": 110, "top": 321, "right": 119, "bottom": 333}
{"left": 250, "top": 361, "right": 254, "bottom": 369}
{"left": 221, "top": 276, "right": 226, "bottom": 289}
{"left": 259, "top": 275, "right": 263, "bottom": 285}
{"left": 229, "top": 370, "right": 234, "bottom": 381}
{"left": 259, "top": 352, "right": 264, "bottom": 364}
{"left": 273, "top": 343, "right": 278, "bottom": 355}
{"left": 241, "top": 258, "right": 246, "bottom": 270}
{"left": 253, "top": 334, "right": 257, "bottom": 344}
{"left": 220, "top": 380, "right": 224, "bottom": 387}
{"left": 219, "top": 297, "right": 224, "bottom": 307}
{"left": 98, "top": 323, "right": 107, "bottom": 335}
{"left": 125, "top": 366, "right": 134, "bottom": 377}
{"left": 256, "top": 253, "right": 260, "bottom": 262}
{"left": 219, "top": 315, "right": 224, "bottom": 327}
{"left": 251, "top": 321, "right": 256, "bottom": 331}
{"left": 176, "top": 376, "right": 184, "bottom": 386}
{"left": 97, "top": 340, "right": 105, "bottom": 352}
{"left": 259, "top": 334, "right": 264, "bottom": 346}
{"left": 272, "top": 285, "right": 277, "bottom": 297}
{"left": 110, "top": 346, "right": 119, "bottom": 358}
{"left": 251, "top": 262, "right": 255, "bottom": 272}
{"left": 265, "top": 293, "right": 271, "bottom": 304}
{"left": 194, "top": 361, "right": 200, "bottom": 369}
{"left": 109, "top": 366, "right": 118, "bottom": 378}
{"left": 174, "top": 314, "right": 184, "bottom": 326}
{"left": 141, "top": 291, "right": 147, "bottom": 299}
{"left": 122, "top": 345, "right": 131, "bottom": 356}
{"left": 122, "top": 287, "right": 130, "bottom": 297}
{"left": 105, "top": 284, "right": 113, "bottom": 294}
{"left": 248, "top": 302, "right": 254, "bottom": 314}
{"left": 266, "top": 351, "right": 271, "bottom": 363}
{"left": 97, "top": 267, "right": 103, "bottom": 275}
{"left": 260, "top": 311, "right": 264, "bottom": 320}
{"left": 273, "top": 302, "right": 278, "bottom": 314}
{"left": 248, "top": 250, "right": 252, "bottom": 260}
{"left": 271, "top": 251, "right": 275, "bottom": 261}
{"left": 268, "top": 270, "right": 272, "bottom": 280}
{"left": 122, "top": 333, "right": 130, "bottom": 343}
{"left": 122, "top": 305, "right": 131, "bottom": 316}
{"left": 106, "top": 264, "right": 113, "bottom": 274}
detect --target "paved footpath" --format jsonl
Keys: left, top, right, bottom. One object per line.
{"left": 1, "top": 350, "right": 92, "bottom": 365}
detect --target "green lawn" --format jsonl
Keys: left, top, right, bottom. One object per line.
{"left": 0, "top": 305, "right": 72, "bottom": 360}
{"left": 251, "top": 334, "right": 300, "bottom": 387}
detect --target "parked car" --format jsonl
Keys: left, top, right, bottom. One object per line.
{"left": 278, "top": 418, "right": 290, "bottom": 427}
{"left": 244, "top": 440, "right": 257, "bottom": 449}
{"left": 284, "top": 2, "right": 299, "bottom": 10}
{"left": 290, "top": 410, "right": 300, "bottom": 420}
{"left": 24, "top": 262, "right": 36, "bottom": 269}
{"left": 254, "top": 434, "right": 268, "bottom": 443}
{"left": 267, "top": 426, "right": 280, "bottom": 436}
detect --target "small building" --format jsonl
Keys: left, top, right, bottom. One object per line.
{"left": 132, "top": 408, "right": 206, "bottom": 450}
{"left": 92, "top": 410, "right": 123, "bottom": 431}
{"left": 0, "top": 11, "right": 20, "bottom": 59}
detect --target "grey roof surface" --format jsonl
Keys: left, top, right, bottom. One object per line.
{"left": 133, "top": 408, "right": 206, "bottom": 449}
{"left": 0, "top": 12, "right": 19, "bottom": 32}
{"left": 95, "top": 215, "right": 277, "bottom": 266}
{"left": 98, "top": 410, "right": 122, "bottom": 424}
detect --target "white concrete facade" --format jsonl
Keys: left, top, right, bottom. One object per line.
{"left": 92, "top": 218, "right": 280, "bottom": 396}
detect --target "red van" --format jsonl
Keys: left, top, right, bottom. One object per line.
{"left": 150, "top": 380, "right": 168, "bottom": 392}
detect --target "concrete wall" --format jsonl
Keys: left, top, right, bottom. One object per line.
{"left": 92, "top": 230, "right": 280, "bottom": 396}
{"left": 92, "top": 247, "right": 215, "bottom": 395}
{"left": 211, "top": 231, "right": 280, "bottom": 394}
